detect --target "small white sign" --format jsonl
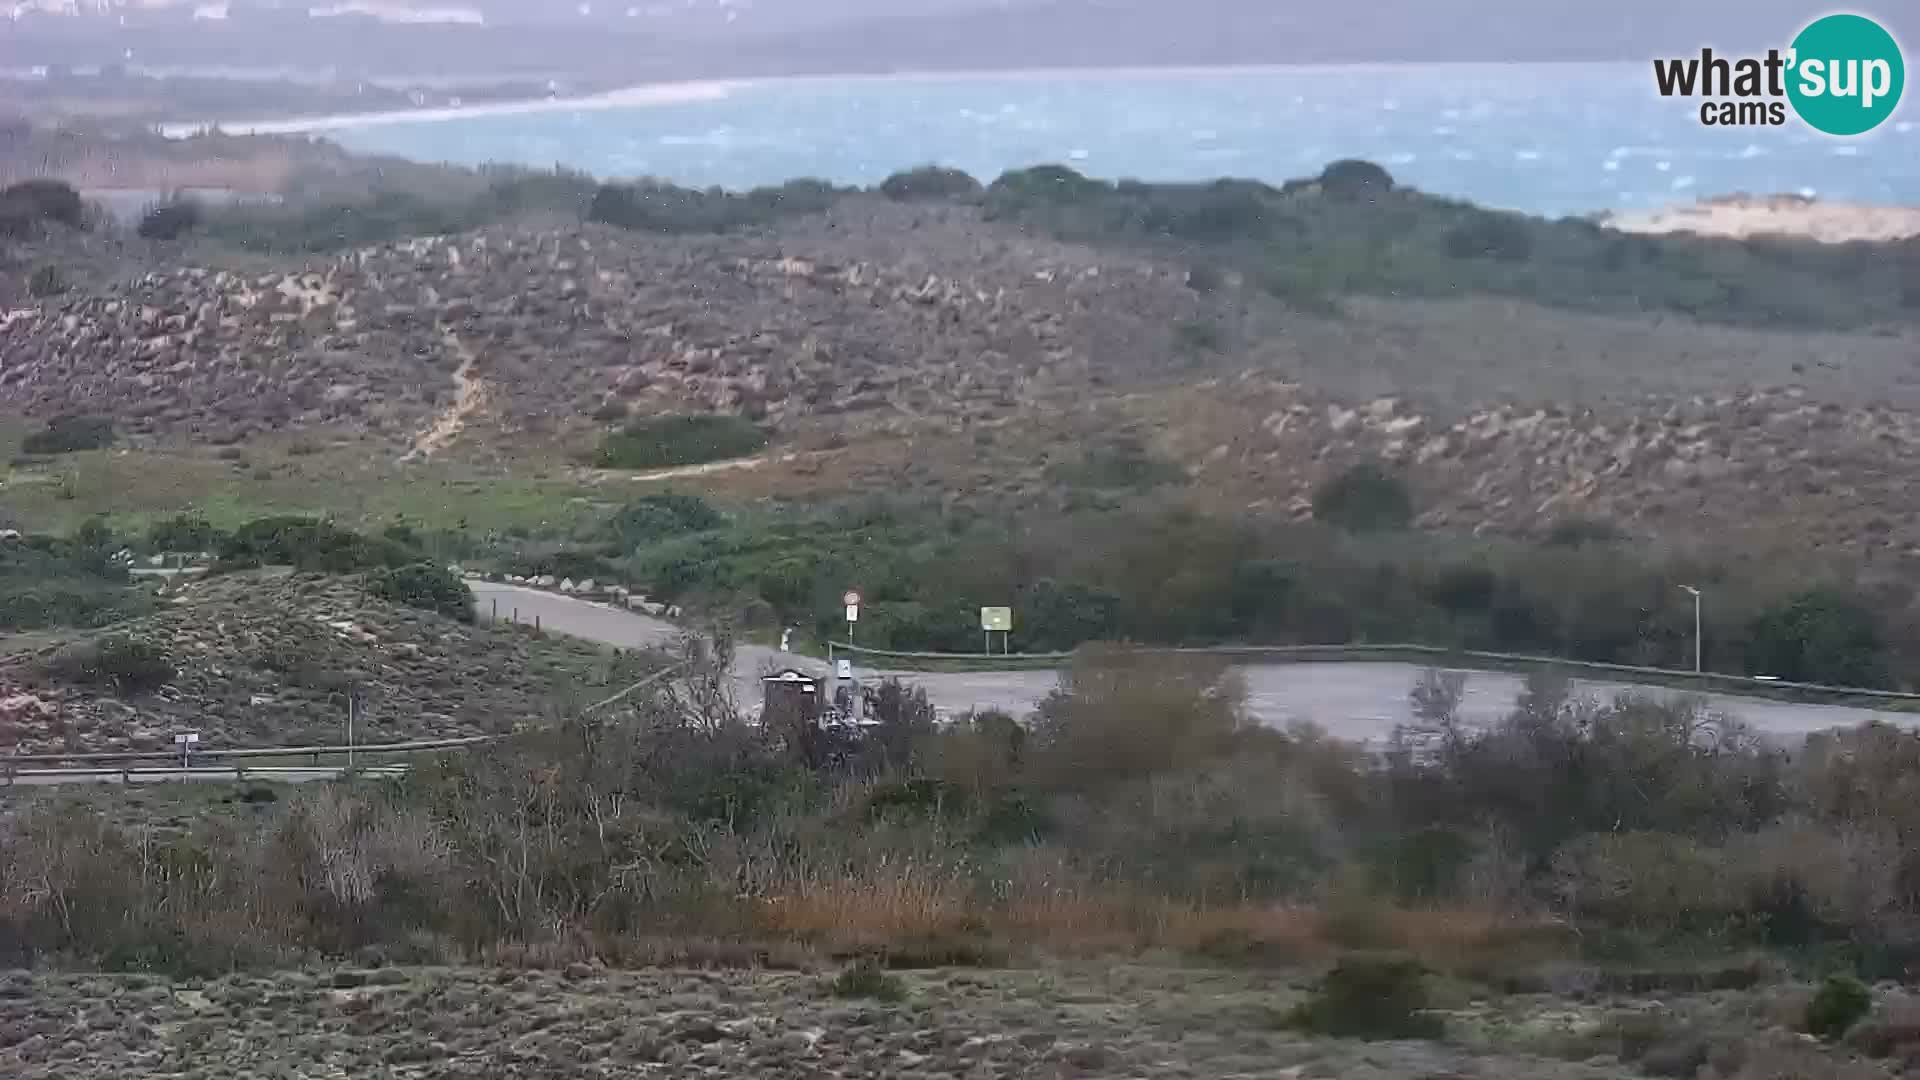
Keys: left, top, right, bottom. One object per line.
{"left": 173, "top": 732, "right": 200, "bottom": 745}
{"left": 842, "top": 590, "right": 862, "bottom": 607}
{"left": 845, "top": 603, "right": 860, "bottom": 623}
{"left": 836, "top": 659, "right": 853, "bottom": 679}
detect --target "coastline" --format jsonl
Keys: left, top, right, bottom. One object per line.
{"left": 154, "top": 59, "right": 1638, "bottom": 138}
{"left": 157, "top": 79, "right": 748, "bottom": 137}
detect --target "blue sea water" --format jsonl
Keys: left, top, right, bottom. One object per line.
{"left": 319, "top": 64, "right": 1920, "bottom": 217}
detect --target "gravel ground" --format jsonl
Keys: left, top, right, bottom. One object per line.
{"left": 0, "top": 963, "right": 1669, "bottom": 1080}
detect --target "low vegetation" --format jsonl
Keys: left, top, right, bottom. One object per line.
{"left": 42, "top": 634, "right": 174, "bottom": 694}
{"left": 597, "top": 496, "right": 1900, "bottom": 686}
{"left": 1287, "top": 954, "right": 1440, "bottom": 1040}
{"left": 8, "top": 643, "right": 1920, "bottom": 1002}
{"left": 19, "top": 414, "right": 115, "bottom": 455}
{"left": 364, "top": 561, "right": 474, "bottom": 622}
{"left": 1806, "top": 974, "right": 1873, "bottom": 1041}
{"left": 0, "top": 529, "right": 151, "bottom": 631}
{"left": 158, "top": 156, "right": 1920, "bottom": 332}
{"left": 0, "top": 178, "right": 84, "bottom": 237}
{"left": 593, "top": 414, "right": 769, "bottom": 470}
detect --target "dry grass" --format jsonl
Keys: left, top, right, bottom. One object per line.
{"left": 750, "top": 872, "right": 1555, "bottom": 973}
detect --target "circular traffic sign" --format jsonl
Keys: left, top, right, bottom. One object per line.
{"left": 843, "top": 590, "right": 861, "bottom": 606}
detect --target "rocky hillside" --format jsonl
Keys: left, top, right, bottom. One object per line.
{"left": 7, "top": 195, "right": 1920, "bottom": 558}
{"left": 0, "top": 199, "right": 1219, "bottom": 451}
{"left": 0, "top": 570, "right": 652, "bottom": 755}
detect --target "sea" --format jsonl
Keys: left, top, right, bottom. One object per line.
{"left": 306, "top": 64, "right": 1920, "bottom": 217}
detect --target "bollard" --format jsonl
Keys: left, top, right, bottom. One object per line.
{"left": 535, "top": 614, "right": 542, "bottom": 634}
{"left": 492, "top": 598, "right": 498, "bottom": 622}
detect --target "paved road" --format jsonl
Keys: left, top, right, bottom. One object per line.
{"left": 471, "top": 582, "right": 1914, "bottom": 743}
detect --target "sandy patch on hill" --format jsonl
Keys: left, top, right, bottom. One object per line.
{"left": 1602, "top": 193, "right": 1920, "bottom": 244}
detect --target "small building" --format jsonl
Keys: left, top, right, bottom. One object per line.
{"left": 761, "top": 669, "right": 822, "bottom": 733}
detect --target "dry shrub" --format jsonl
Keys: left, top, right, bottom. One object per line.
{"left": 1728, "top": 822, "right": 1901, "bottom": 938}
{"left": 1847, "top": 996, "right": 1920, "bottom": 1059}
{"left": 754, "top": 868, "right": 971, "bottom": 945}
{"left": 1031, "top": 645, "right": 1246, "bottom": 790}
{"left": 1551, "top": 831, "right": 1740, "bottom": 930}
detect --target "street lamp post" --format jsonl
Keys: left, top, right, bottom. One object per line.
{"left": 1679, "top": 585, "right": 1702, "bottom": 673}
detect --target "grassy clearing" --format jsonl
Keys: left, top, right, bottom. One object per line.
{"left": 0, "top": 439, "right": 610, "bottom": 537}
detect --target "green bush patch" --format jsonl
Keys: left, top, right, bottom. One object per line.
{"left": 831, "top": 958, "right": 907, "bottom": 1001}
{"left": 1805, "top": 974, "right": 1872, "bottom": 1041}
{"left": 595, "top": 415, "right": 768, "bottom": 470}
{"left": 366, "top": 562, "right": 475, "bottom": 622}
{"left": 21, "top": 415, "right": 115, "bottom": 455}
{"left": 1286, "top": 953, "right": 1442, "bottom": 1040}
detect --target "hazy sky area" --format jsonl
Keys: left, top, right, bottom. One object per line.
{"left": 2, "top": 2, "right": 1915, "bottom": 81}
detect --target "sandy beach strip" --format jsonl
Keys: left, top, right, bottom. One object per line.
{"left": 1601, "top": 195, "right": 1920, "bottom": 244}
{"left": 158, "top": 79, "right": 747, "bottom": 138}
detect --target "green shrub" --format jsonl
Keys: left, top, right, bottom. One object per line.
{"left": 146, "top": 513, "right": 226, "bottom": 553}
{"left": 986, "top": 164, "right": 1109, "bottom": 206}
{"left": 1745, "top": 588, "right": 1889, "bottom": 688}
{"left": 880, "top": 165, "right": 982, "bottom": 202}
{"left": 46, "top": 634, "right": 175, "bottom": 694}
{"left": 1173, "top": 319, "right": 1225, "bottom": 353}
{"left": 1317, "top": 159, "right": 1395, "bottom": 201}
{"left": 1312, "top": 463, "right": 1414, "bottom": 532}
{"left": 137, "top": 199, "right": 202, "bottom": 241}
{"left": 218, "top": 516, "right": 419, "bottom": 573}
{"left": 366, "top": 562, "right": 474, "bottom": 622}
{"left": 588, "top": 178, "right": 847, "bottom": 235}
{"left": 1045, "top": 435, "right": 1183, "bottom": 491}
{"left": 831, "top": 958, "right": 906, "bottom": 1001}
{"left": 27, "top": 265, "right": 68, "bottom": 298}
{"left": 605, "top": 493, "right": 724, "bottom": 547}
{"left": 21, "top": 414, "right": 115, "bottom": 455}
{"left": 1443, "top": 213, "right": 1535, "bottom": 262}
{"left": 594, "top": 414, "right": 768, "bottom": 470}
{"left": 0, "top": 178, "right": 84, "bottom": 229}
{"left": 1805, "top": 974, "right": 1872, "bottom": 1041}
{"left": 1184, "top": 263, "right": 1225, "bottom": 293}
{"left": 1287, "top": 954, "right": 1441, "bottom": 1039}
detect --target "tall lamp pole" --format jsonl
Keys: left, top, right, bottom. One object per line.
{"left": 1678, "top": 585, "right": 1702, "bottom": 673}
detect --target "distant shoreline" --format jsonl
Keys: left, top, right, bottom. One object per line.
{"left": 157, "top": 79, "right": 748, "bottom": 137}
{"left": 156, "top": 59, "right": 1640, "bottom": 137}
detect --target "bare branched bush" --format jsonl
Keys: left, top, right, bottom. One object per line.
{"left": 1031, "top": 646, "right": 1246, "bottom": 789}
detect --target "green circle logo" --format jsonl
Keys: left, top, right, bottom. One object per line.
{"left": 1787, "top": 13, "right": 1905, "bottom": 136}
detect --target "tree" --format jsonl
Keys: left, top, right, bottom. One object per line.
{"left": 137, "top": 199, "right": 202, "bottom": 241}
{"left": 1312, "top": 463, "right": 1414, "bottom": 532}
{"left": 1317, "top": 159, "right": 1395, "bottom": 202}
{"left": 366, "top": 562, "right": 474, "bottom": 622}
{"left": 879, "top": 165, "right": 982, "bottom": 202}
{"left": 0, "top": 179, "right": 84, "bottom": 229}
{"left": 27, "top": 266, "right": 68, "bottom": 298}
{"left": 21, "top": 415, "right": 114, "bottom": 455}
{"left": 1745, "top": 588, "right": 1890, "bottom": 689}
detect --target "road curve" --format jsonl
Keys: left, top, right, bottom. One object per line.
{"left": 470, "top": 583, "right": 1914, "bottom": 743}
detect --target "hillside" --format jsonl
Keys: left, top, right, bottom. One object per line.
{"left": 0, "top": 569, "right": 652, "bottom": 754}
{"left": 6, "top": 176, "right": 1920, "bottom": 566}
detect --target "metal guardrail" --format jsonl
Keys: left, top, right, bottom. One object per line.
{"left": 3, "top": 765, "right": 410, "bottom": 787}
{"left": 3, "top": 734, "right": 502, "bottom": 769}
{"left": 832, "top": 641, "right": 1920, "bottom": 704}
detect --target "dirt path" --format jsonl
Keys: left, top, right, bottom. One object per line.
{"left": 403, "top": 325, "right": 490, "bottom": 461}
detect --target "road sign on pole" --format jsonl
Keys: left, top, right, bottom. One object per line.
{"left": 980, "top": 607, "right": 1013, "bottom": 632}
{"left": 843, "top": 590, "right": 862, "bottom": 607}
{"left": 845, "top": 603, "right": 859, "bottom": 624}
